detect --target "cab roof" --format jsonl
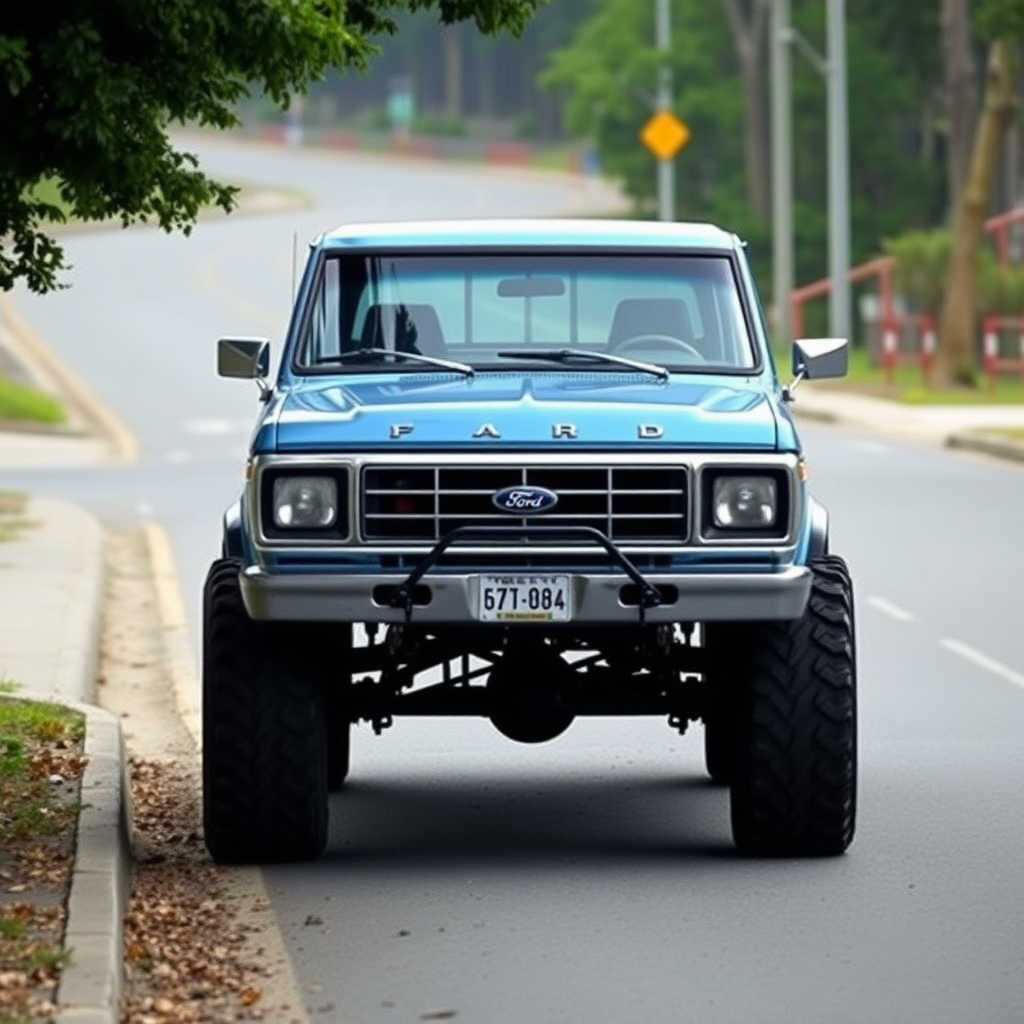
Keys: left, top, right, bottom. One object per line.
{"left": 314, "top": 218, "right": 741, "bottom": 253}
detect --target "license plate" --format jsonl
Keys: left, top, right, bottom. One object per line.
{"left": 477, "top": 575, "right": 572, "bottom": 622}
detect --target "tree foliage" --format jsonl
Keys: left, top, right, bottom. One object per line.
{"left": 542, "top": 0, "right": 948, "bottom": 310}
{"left": 0, "top": 0, "right": 544, "bottom": 293}
{"left": 935, "top": 0, "right": 1024, "bottom": 386}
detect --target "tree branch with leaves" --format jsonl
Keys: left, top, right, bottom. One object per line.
{"left": 0, "top": 0, "right": 544, "bottom": 294}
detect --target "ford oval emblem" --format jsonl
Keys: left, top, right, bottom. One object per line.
{"left": 492, "top": 485, "right": 559, "bottom": 515}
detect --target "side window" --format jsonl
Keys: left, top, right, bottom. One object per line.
{"left": 706, "top": 266, "right": 756, "bottom": 369}
{"left": 299, "top": 259, "right": 341, "bottom": 364}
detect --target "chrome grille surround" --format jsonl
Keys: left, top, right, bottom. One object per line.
{"left": 247, "top": 452, "right": 804, "bottom": 558}
{"left": 362, "top": 463, "right": 689, "bottom": 543}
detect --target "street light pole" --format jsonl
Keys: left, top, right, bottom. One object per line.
{"left": 826, "top": 0, "right": 851, "bottom": 340}
{"left": 771, "top": 0, "right": 794, "bottom": 345}
{"left": 656, "top": 0, "right": 674, "bottom": 222}
{"left": 773, "top": 0, "right": 851, "bottom": 343}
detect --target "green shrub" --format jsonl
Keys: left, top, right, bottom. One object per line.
{"left": 977, "top": 259, "right": 1024, "bottom": 316}
{"left": 882, "top": 228, "right": 952, "bottom": 317}
{"left": 410, "top": 112, "right": 468, "bottom": 137}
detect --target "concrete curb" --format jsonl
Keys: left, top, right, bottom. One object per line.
{"left": 53, "top": 512, "right": 126, "bottom": 1024}
{"left": 945, "top": 431, "right": 1024, "bottom": 462}
{"left": 55, "top": 704, "right": 129, "bottom": 1024}
{"left": 0, "top": 499, "right": 126, "bottom": 1024}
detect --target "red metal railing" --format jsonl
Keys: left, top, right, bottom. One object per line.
{"left": 789, "top": 255, "right": 894, "bottom": 340}
{"left": 879, "top": 312, "right": 936, "bottom": 385}
{"left": 789, "top": 207, "right": 1024, "bottom": 373}
{"left": 982, "top": 314, "right": 1024, "bottom": 390}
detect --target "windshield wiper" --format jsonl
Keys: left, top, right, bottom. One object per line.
{"left": 496, "top": 348, "right": 669, "bottom": 381}
{"left": 316, "top": 347, "right": 474, "bottom": 378}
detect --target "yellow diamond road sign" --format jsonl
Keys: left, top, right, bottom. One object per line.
{"left": 640, "top": 110, "right": 691, "bottom": 161}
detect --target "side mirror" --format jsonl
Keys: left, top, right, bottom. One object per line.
{"left": 792, "top": 337, "right": 848, "bottom": 380}
{"left": 218, "top": 337, "right": 270, "bottom": 380}
{"left": 784, "top": 337, "right": 848, "bottom": 402}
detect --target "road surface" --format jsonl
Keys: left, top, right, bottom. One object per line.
{"left": 4, "top": 136, "right": 1024, "bottom": 1024}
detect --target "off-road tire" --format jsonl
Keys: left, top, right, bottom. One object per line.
{"left": 729, "top": 555, "right": 856, "bottom": 856}
{"left": 700, "top": 623, "right": 746, "bottom": 785}
{"left": 322, "top": 624, "right": 354, "bottom": 789}
{"left": 202, "top": 558, "right": 329, "bottom": 863}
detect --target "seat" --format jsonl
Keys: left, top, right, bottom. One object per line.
{"left": 607, "top": 298, "right": 696, "bottom": 349}
{"left": 361, "top": 303, "right": 446, "bottom": 357}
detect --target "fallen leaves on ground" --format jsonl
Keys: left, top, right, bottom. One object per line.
{"left": 122, "top": 757, "right": 275, "bottom": 1023}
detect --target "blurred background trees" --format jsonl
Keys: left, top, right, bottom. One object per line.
{"left": 295, "top": 0, "right": 1024, "bottom": 373}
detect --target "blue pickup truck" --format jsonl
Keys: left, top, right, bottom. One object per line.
{"left": 204, "top": 218, "right": 856, "bottom": 863}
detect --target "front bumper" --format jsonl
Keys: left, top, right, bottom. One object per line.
{"left": 239, "top": 564, "right": 812, "bottom": 625}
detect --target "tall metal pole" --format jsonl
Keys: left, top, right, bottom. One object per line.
{"left": 826, "top": 0, "right": 851, "bottom": 339}
{"left": 656, "top": 0, "right": 674, "bottom": 222}
{"left": 771, "top": 0, "right": 793, "bottom": 344}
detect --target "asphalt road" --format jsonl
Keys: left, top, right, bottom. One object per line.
{"left": 5, "top": 137, "right": 1024, "bottom": 1024}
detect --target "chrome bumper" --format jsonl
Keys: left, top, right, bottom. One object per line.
{"left": 239, "top": 565, "right": 812, "bottom": 625}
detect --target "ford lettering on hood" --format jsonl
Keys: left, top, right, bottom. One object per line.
{"left": 265, "top": 374, "right": 784, "bottom": 451}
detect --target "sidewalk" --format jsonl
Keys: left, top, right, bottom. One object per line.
{"left": 0, "top": 497, "right": 127, "bottom": 1024}
{"left": 791, "top": 385, "right": 1024, "bottom": 462}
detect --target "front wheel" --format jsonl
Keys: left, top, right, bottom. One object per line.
{"left": 701, "top": 623, "right": 746, "bottom": 785}
{"left": 729, "top": 555, "right": 857, "bottom": 856}
{"left": 322, "top": 623, "right": 354, "bottom": 790}
{"left": 202, "top": 559, "right": 329, "bottom": 863}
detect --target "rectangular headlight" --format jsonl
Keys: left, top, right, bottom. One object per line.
{"left": 712, "top": 475, "right": 777, "bottom": 529}
{"left": 272, "top": 476, "right": 338, "bottom": 528}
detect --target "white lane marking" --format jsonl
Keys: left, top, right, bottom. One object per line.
{"left": 184, "top": 418, "right": 252, "bottom": 436}
{"left": 941, "top": 638, "right": 1024, "bottom": 693}
{"left": 866, "top": 596, "right": 915, "bottom": 622}
{"left": 136, "top": 501, "right": 155, "bottom": 518}
{"left": 165, "top": 450, "right": 191, "bottom": 464}
{"left": 849, "top": 439, "right": 890, "bottom": 455}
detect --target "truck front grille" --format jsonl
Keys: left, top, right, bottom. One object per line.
{"left": 361, "top": 464, "right": 688, "bottom": 543}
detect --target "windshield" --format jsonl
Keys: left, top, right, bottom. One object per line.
{"left": 294, "top": 252, "right": 758, "bottom": 373}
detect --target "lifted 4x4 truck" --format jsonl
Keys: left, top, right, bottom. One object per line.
{"left": 203, "top": 218, "right": 856, "bottom": 864}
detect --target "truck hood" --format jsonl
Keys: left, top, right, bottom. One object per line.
{"left": 264, "top": 373, "right": 782, "bottom": 451}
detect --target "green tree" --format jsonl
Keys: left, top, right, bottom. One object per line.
{"left": 0, "top": 0, "right": 544, "bottom": 294}
{"left": 935, "top": 0, "right": 1024, "bottom": 387}
{"left": 542, "top": 0, "right": 945, "bottom": 313}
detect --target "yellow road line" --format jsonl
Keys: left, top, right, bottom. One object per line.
{"left": 141, "top": 520, "right": 201, "bottom": 750}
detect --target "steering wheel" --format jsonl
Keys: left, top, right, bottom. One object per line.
{"left": 613, "top": 333, "right": 704, "bottom": 360}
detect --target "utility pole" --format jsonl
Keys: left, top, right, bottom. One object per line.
{"left": 773, "top": 0, "right": 851, "bottom": 342}
{"left": 656, "top": 0, "right": 674, "bottom": 222}
{"left": 826, "top": 0, "right": 851, "bottom": 340}
{"left": 770, "top": 0, "right": 793, "bottom": 344}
